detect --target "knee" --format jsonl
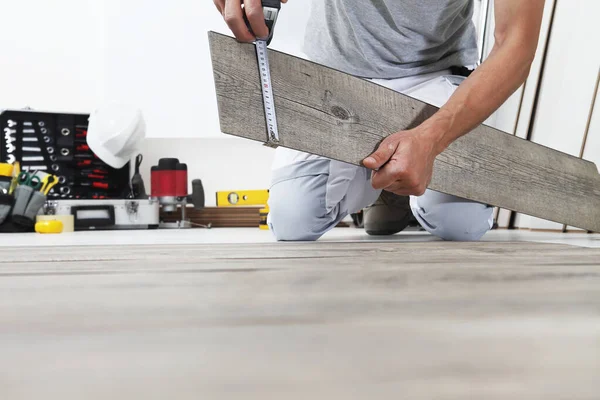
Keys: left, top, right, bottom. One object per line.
{"left": 412, "top": 191, "right": 493, "bottom": 242}
{"left": 267, "top": 175, "right": 331, "bottom": 242}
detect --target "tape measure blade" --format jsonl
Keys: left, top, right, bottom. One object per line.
{"left": 255, "top": 40, "right": 279, "bottom": 144}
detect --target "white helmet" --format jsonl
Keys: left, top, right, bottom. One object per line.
{"left": 87, "top": 103, "right": 146, "bottom": 169}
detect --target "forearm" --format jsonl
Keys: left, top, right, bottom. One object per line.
{"left": 424, "top": 38, "right": 535, "bottom": 154}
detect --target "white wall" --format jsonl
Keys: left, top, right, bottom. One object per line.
{"left": 0, "top": 0, "right": 311, "bottom": 140}
{"left": 139, "top": 138, "right": 275, "bottom": 207}
{"left": 0, "top": 0, "right": 105, "bottom": 113}
{"left": 513, "top": 0, "right": 600, "bottom": 230}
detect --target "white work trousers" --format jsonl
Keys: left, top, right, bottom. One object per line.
{"left": 267, "top": 69, "right": 494, "bottom": 241}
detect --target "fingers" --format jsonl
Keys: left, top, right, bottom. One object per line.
{"left": 363, "top": 139, "right": 398, "bottom": 170}
{"left": 224, "top": 0, "right": 255, "bottom": 42}
{"left": 244, "top": 0, "right": 269, "bottom": 39}
{"left": 214, "top": 0, "right": 224, "bottom": 14}
{"left": 371, "top": 165, "right": 428, "bottom": 196}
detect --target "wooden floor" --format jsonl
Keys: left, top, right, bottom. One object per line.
{"left": 1, "top": 240, "right": 599, "bottom": 399}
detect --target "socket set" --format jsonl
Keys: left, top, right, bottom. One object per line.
{"left": 1, "top": 109, "right": 130, "bottom": 200}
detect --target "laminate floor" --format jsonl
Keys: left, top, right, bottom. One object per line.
{"left": 1, "top": 229, "right": 599, "bottom": 399}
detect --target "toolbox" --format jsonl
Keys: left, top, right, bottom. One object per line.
{"left": 45, "top": 199, "right": 160, "bottom": 231}
{"left": 1, "top": 109, "right": 131, "bottom": 200}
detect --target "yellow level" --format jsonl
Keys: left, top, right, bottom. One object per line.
{"left": 216, "top": 190, "right": 269, "bottom": 207}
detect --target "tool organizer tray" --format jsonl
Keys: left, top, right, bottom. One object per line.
{"left": 1, "top": 109, "right": 130, "bottom": 201}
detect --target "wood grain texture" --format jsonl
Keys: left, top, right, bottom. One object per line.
{"left": 1, "top": 241, "right": 600, "bottom": 399}
{"left": 160, "top": 206, "right": 262, "bottom": 228}
{"left": 208, "top": 32, "right": 600, "bottom": 233}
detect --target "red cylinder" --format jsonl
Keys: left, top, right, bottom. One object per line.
{"left": 175, "top": 163, "right": 188, "bottom": 197}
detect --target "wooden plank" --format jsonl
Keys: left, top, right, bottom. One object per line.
{"left": 208, "top": 32, "right": 600, "bottom": 233}
{"left": 160, "top": 206, "right": 262, "bottom": 228}
{"left": 1, "top": 241, "right": 600, "bottom": 399}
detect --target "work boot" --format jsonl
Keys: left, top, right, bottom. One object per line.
{"left": 364, "top": 190, "right": 413, "bottom": 236}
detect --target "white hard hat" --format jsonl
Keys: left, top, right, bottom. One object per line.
{"left": 87, "top": 103, "right": 146, "bottom": 169}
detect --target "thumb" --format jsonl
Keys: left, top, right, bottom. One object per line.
{"left": 363, "top": 140, "right": 398, "bottom": 170}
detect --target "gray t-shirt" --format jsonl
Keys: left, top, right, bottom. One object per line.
{"left": 303, "top": 0, "right": 479, "bottom": 79}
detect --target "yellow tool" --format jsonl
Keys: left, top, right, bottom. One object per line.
{"left": 216, "top": 190, "right": 269, "bottom": 207}
{"left": 40, "top": 174, "right": 59, "bottom": 195}
{"left": 0, "top": 163, "right": 13, "bottom": 177}
{"left": 35, "top": 219, "right": 64, "bottom": 234}
{"left": 259, "top": 205, "right": 270, "bottom": 230}
{"left": 8, "top": 162, "right": 20, "bottom": 195}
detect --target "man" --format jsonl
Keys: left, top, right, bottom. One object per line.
{"left": 214, "top": 0, "right": 545, "bottom": 241}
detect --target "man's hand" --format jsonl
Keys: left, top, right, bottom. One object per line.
{"left": 363, "top": 0, "right": 545, "bottom": 197}
{"left": 363, "top": 126, "right": 442, "bottom": 196}
{"left": 214, "top": 0, "right": 288, "bottom": 42}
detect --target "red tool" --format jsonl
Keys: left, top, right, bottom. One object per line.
{"left": 151, "top": 158, "right": 188, "bottom": 199}
{"left": 78, "top": 181, "right": 115, "bottom": 190}
{"left": 76, "top": 144, "right": 91, "bottom": 152}
{"left": 76, "top": 160, "right": 106, "bottom": 168}
{"left": 77, "top": 173, "right": 108, "bottom": 180}
{"left": 80, "top": 168, "right": 109, "bottom": 175}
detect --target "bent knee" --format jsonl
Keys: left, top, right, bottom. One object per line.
{"left": 412, "top": 192, "right": 493, "bottom": 242}
{"left": 268, "top": 174, "right": 334, "bottom": 242}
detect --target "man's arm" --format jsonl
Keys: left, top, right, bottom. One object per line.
{"left": 363, "top": 0, "right": 546, "bottom": 196}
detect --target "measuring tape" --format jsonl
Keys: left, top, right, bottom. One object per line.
{"left": 255, "top": 39, "right": 280, "bottom": 147}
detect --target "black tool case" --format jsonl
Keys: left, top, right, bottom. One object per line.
{"left": 1, "top": 109, "right": 131, "bottom": 200}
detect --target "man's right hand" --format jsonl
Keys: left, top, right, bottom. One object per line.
{"left": 214, "top": 0, "right": 287, "bottom": 43}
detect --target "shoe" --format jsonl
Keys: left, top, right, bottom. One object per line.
{"left": 364, "top": 190, "right": 413, "bottom": 236}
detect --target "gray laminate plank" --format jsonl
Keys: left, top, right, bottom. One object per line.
{"left": 208, "top": 32, "right": 600, "bottom": 232}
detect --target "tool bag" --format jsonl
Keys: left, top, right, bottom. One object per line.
{"left": 1, "top": 109, "right": 131, "bottom": 201}
{"left": 0, "top": 109, "right": 133, "bottom": 233}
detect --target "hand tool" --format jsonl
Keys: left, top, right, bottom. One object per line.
{"left": 23, "top": 156, "right": 44, "bottom": 162}
{"left": 130, "top": 154, "right": 147, "bottom": 199}
{"left": 4, "top": 127, "right": 17, "bottom": 135}
{"left": 81, "top": 168, "right": 109, "bottom": 175}
{"left": 22, "top": 165, "right": 48, "bottom": 172}
{"left": 78, "top": 181, "right": 115, "bottom": 191}
{"left": 217, "top": 190, "right": 269, "bottom": 207}
{"left": 40, "top": 175, "right": 59, "bottom": 195}
{"left": 77, "top": 172, "right": 108, "bottom": 180}
{"left": 76, "top": 160, "right": 105, "bottom": 168}
{"left": 17, "top": 171, "right": 43, "bottom": 190}
{"left": 74, "top": 153, "right": 99, "bottom": 159}
{"left": 7, "top": 120, "right": 17, "bottom": 128}
{"left": 8, "top": 162, "right": 20, "bottom": 195}
{"left": 245, "top": 0, "right": 282, "bottom": 147}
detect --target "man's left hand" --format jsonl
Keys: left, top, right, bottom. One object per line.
{"left": 362, "top": 127, "right": 442, "bottom": 197}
